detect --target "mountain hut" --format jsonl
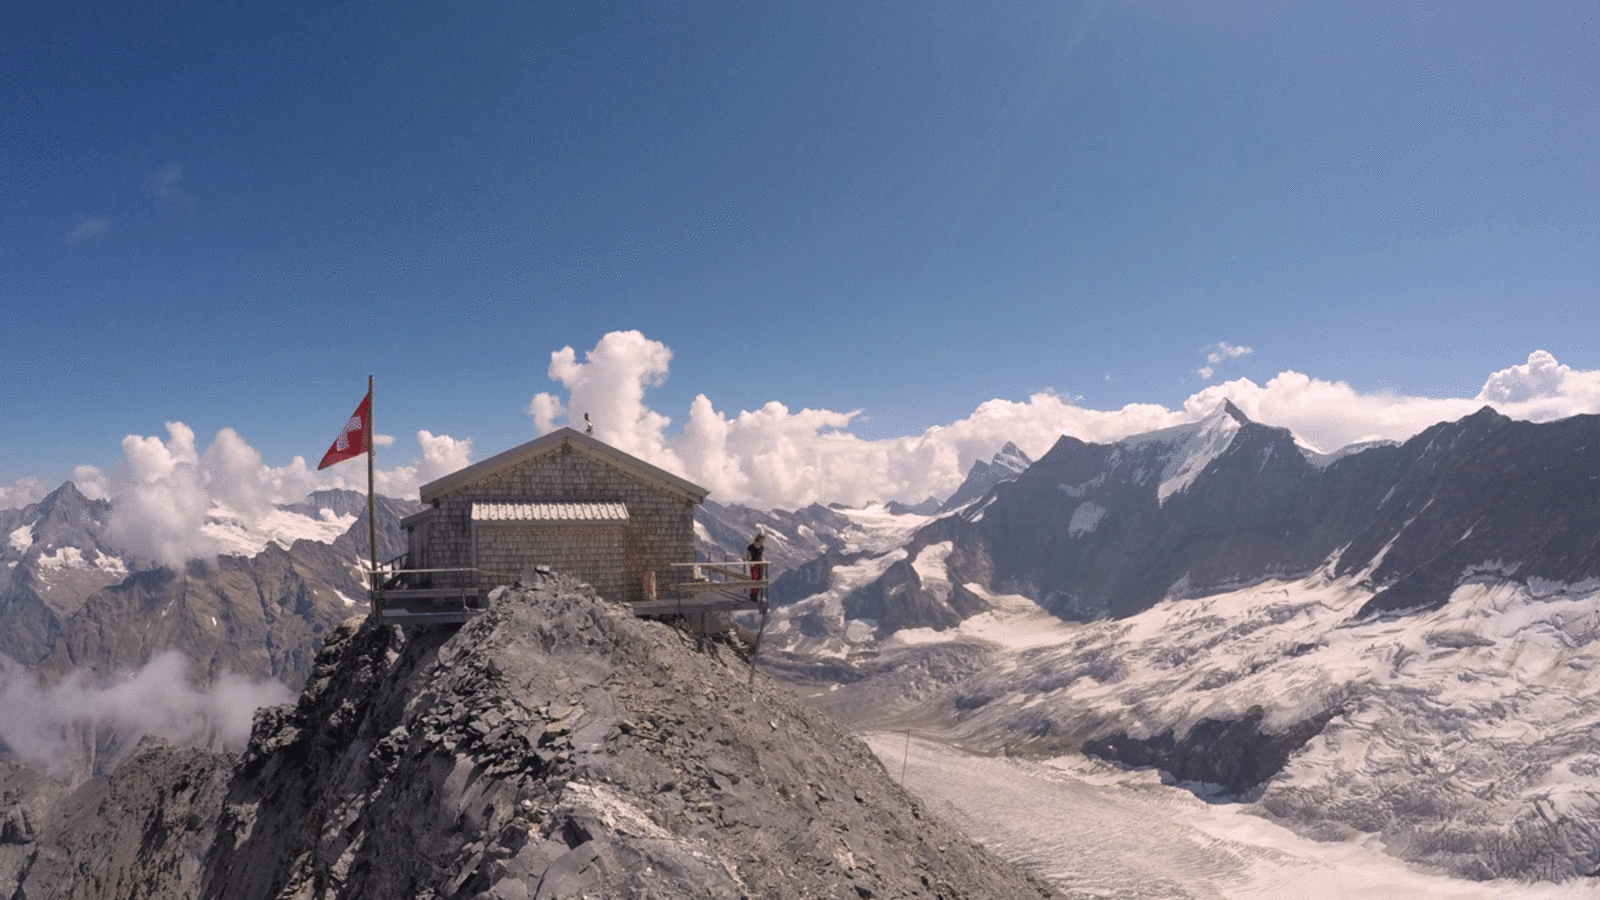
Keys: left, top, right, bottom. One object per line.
{"left": 377, "top": 427, "right": 764, "bottom": 626}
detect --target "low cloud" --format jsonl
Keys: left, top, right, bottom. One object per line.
{"left": 0, "top": 651, "right": 292, "bottom": 775}
{"left": 88, "top": 422, "right": 316, "bottom": 568}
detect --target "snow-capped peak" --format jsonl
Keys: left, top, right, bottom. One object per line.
{"left": 1118, "top": 401, "right": 1247, "bottom": 505}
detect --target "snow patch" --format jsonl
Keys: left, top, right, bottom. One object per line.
{"left": 1068, "top": 502, "right": 1106, "bottom": 537}
{"left": 880, "top": 568, "right": 1600, "bottom": 880}
{"left": 868, "top": 734, "right": 1580, "bottom": 900}
{"left": 890, "top": 582, "right": 1076, "bottom": 652}
{"left": 8, "top": 525, "right": 33, "bottom": 552}
{"left": 910, "top": 542, "right": 953, "bottom": 603}
{"left": 835, "top": 503, "right": 931, "bottom": 554}
{"left": 1057, "top": 474, "right": 1105, "bottom": 498}
{"left": 35, "top": 546, "right": 127, "bottom": 577}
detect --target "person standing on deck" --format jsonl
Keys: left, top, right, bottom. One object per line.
{"left": 746, "top": 532, "right": 765, "bottom": 602}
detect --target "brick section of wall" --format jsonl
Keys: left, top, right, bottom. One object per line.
{"left": 423, "top": 441, "right": 697, "bottom": 603}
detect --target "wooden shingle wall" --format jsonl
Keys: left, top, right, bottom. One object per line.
{"left": 475, "top": 522, "right": 626, "bottom": 600}
{"left": 424, "top": 441, "right": 697, "bottom": 602}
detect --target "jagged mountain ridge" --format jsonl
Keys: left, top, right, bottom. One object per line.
{"left": 936, "top": 441, "right": 1032, "bottom": 513}
{"left": 5, "top": 575, "right": 1063, "bottom": 899}
{"left": 0, "top": 485, "right": 416, "bottom": 686}
{"left": 744, "top": 404, "right": 1600, "bottom": 881}
{"left": 10, "top": 406, "right": 1600, "bottom": 887}
{"left": 793, "top": 404, "right": 1600, "bottom": 638}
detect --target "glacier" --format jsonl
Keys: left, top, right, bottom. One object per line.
{"left": 797, "top": 569, "right": 1600, "bottom": 882}
{"left": 868, "top": 732, "right": 1586, "bottom": 899}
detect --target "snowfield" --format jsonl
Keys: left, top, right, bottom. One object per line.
{"left": 201, "top": 504, "right": 356, "bottom": 557}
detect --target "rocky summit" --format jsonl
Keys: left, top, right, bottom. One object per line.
{"left": 10, "top": 572, "right": 1060, "bottom": 900}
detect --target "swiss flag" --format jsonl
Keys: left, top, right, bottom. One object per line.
{"left": 318, "top": 392, "right": 371, "bottom": 470}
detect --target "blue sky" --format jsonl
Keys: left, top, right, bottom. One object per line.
{"left": 4, "top": 0, "right": 1599, "bottom": 505}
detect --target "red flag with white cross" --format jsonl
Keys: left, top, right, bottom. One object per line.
{"left": 317, "top": 391, "right": 371, "bottom": 470}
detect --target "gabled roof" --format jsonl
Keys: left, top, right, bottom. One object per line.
{"left": 419, "top": 427, "right": 709, "bottom": 505}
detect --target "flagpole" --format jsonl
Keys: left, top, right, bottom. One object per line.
{"left": 367, "top": 374, "right": 379, "bottom": 620}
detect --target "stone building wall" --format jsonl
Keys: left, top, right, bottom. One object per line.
{"left": 420, "top": 440, "right": 697, "bottom": 603}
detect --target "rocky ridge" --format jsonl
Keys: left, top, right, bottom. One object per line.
{"left": 8, "top": 574, "right": 1063, "bottom": 899}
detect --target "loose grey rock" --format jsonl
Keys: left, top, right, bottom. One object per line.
{"left": 188, "top": 574, "right": 1061, "bottom": 899}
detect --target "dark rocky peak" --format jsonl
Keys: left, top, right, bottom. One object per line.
{"left": 695, "top": 500, "right": 855, "bottom": 568}
{"left": 885, "top": 497, "right": 941, "bottom": 516}
{"left": 33, "top": 480, "right": 107, "bottom": 520}
{"left": 11, "top": 481, "right": 112, "bottom": 554}
{"left": 330, "top": 493, "right": 418, "bottom": 565}
{"left": 993, "top": 441, "right": 1031, "bottom": 474}
{"left": 1115, "top": 399, "right": 1250, "bottom": 446}
{"left": 1401, "top": 405, "right": 1512, "bottom": 462}
{"left": 281, "top": 488, "right": 371, "bottom": 520}
{"left": 1012, "top": 402, "right": 1259, "bottom": 502}
{"left": 795, "top": 500, "right": 856, "bottom": 530}
{"left": 1032, "top": 432, "right": 1094, "bottom": 467}
{"left": 939, "top": 443, "right": 1035, "bottom": 513}
{"left": 1349, "top": 410, "right": 1600, "bottom": 617}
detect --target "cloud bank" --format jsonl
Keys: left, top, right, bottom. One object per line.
{"left": 0, "top": 650, "right": 293, "bottom": 775}
{"left": 529, "top": 335, "right": 1600, "bottom": 510}
{"left": 42, "top": 335, "right": 1600, "bottom": 568}
{"left": 73, "top": 424, "right": 472, "bottom": 569}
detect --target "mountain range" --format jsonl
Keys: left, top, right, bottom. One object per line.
{"left": 735, "top": 402, "right": 1600, "bottom": 880}
{"left": 6, "top": 402, "right": 1600, "bottom": 887}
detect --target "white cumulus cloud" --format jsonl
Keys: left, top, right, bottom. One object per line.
{"left": 529, "top": 330, "right": 677, "bottom": 463}
{"left": 1198, "top": 342, "right": 1253, "bottom": 380}
{"left": 78, "top": 424, "right": 474, "bottom": 568}
{"left": 525, "top": 335, "right": 1600, "bottom": 509}
{"left": 0, "top": 476, "right": 47, "bottom": 508}
{"left": 46, "top": 341, "right": 1600, "bottom": 549}
{"left": 524, "top": 333, "right": 1192, "bottom": 508}
{"left": 371, "top": 430, "right": 475, "bottom": 497}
